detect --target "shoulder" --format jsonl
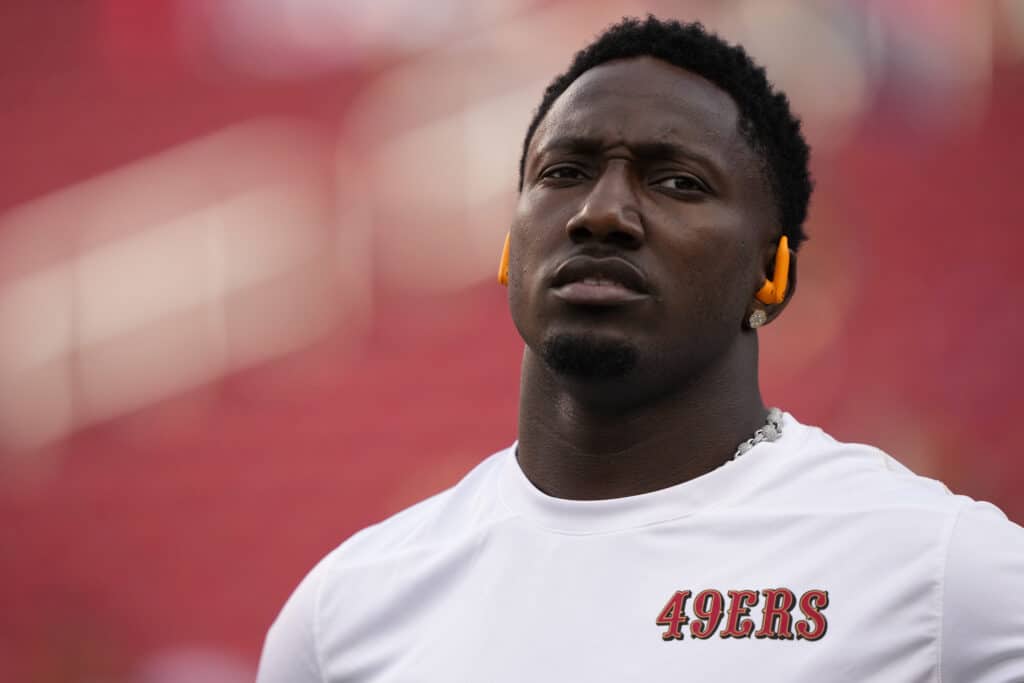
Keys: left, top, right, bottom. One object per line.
{"left": 777, "top": 416, "right": 1024, "bottom": 678}
{"left": 775, "top": 414, "right": 964, "bottom": 513}
{"left": 941, "top": 501, "right": 1024, "bottom": 681}
{"left": 757, "top": 415, "right": 1022, "bottom": 555}
{"left": 333, "top": 445, "right": 517, "bottom": 563}
{"left": 256, "top": 446, "right": 518, "bottom": 682}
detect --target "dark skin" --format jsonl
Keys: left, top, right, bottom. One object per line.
{"left": 508, "top": 57, "right": 797, "bottom": 500}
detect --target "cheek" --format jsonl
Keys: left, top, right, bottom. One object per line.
{"left": 515, "top": 188, "right": 571, "bottom": 233}
{"left": 660, "top": 220, "right": 760, "bottom": 316}
{"left": 509, "top": 191, "right": 574, "bottom": 276}
{"left": 506, "top": 200, "right": 550, "bottom": 330}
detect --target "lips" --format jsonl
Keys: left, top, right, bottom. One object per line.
{"left": 550, "top": 255, "right": 651, "bottom": 305}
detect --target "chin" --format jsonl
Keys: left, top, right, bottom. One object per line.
{"left": 540, "top": 332, "right": 639, "bottom": 380}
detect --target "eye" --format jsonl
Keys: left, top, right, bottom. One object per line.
{"left": 653, "top": 175, "right": 708, "bottom": 194}
{"left": 539, "top": 165, "right": 588, "bottom": 182}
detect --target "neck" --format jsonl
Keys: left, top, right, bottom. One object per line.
{"left": 516, "top": 336, "right": 768, "bottom": 500}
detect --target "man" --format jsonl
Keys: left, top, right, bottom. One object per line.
{"left": 258, "top": 17, "right": 1024, "bottom": 682}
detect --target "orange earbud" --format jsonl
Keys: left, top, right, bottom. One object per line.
{"left": 755, "top": 235, "right": 790, "bottom": 305}
{"left": 498, "top": 232, "right": 511, "bottom": 286}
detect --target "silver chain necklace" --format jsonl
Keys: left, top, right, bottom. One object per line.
{"left": 732, "top": 407, "right": 783, "bottom": 459}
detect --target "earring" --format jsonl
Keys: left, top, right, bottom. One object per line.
{"left": 498, "top": 233, "right": 510, "bottom": 286}
{"left": 755, "top": 235, "right": 790, "bottom": 304}
{"left": 748, "top": 309, "right": 767, "bottom": 329}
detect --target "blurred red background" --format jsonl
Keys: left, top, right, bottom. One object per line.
{"left": 2, "top": 1, "right": 1022, "bottom": 680}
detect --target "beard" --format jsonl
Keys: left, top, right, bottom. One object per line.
{"left": 540, "top": 333, "right": 638, "bottom": 380}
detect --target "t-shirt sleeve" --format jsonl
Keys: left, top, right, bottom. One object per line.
{"left": 941, "top": 501, "right": 1024, "bottom": 683}
{"left": 256, "top": 553, "right": 334, "bottom": 683}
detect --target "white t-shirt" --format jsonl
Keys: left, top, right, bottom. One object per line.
{"left": 257, "top": 413, "right": 1024, "bottom": 682}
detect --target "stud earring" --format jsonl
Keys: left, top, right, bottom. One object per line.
{"left": 748, "top": 309, "right": 767, "bottom": 329}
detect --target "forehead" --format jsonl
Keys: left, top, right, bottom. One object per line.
{"left": 530, "top": 56, "right": 745, "bottom": 163}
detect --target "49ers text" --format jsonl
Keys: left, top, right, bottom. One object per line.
{"left": 656, "top": 588, "right": 829, "bottom": 641}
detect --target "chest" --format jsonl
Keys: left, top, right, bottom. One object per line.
{"left": 320, "top": 513, "right": 944, "bottom": 682}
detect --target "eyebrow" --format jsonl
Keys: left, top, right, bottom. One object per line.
{"left": 535, "top": 136, "right": 725, "bottom": 174}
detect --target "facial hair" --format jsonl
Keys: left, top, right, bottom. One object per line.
{"left": 540, "top": 333, "right": 638, "bottom": 380}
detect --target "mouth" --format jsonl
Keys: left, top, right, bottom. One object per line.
{"left": 550, "top": 255, "right": 651, "bottom": 306}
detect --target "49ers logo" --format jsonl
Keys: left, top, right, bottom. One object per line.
{"left": 656, "top": 588, "right": 829, "bottom": 641}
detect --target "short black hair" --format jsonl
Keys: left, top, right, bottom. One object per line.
{"left": 518, "top": 16, "right": 813, "bottom": 250}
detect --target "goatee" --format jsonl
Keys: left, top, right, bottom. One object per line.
{"left": 540, "top": 333, "right": 638, "bottom": 380}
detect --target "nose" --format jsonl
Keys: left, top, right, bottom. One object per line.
{"left": 565, "top": 162, "right": 644, "bottom": 248}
